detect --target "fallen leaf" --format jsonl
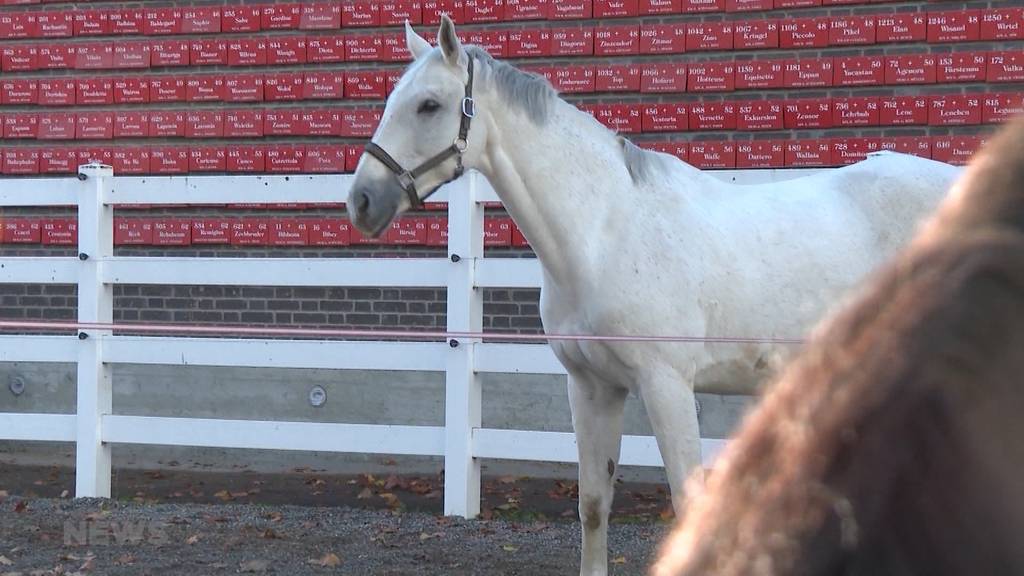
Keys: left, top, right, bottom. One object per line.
{"left": 260, "top": 529, "right": 279, "bottom": 540}
{"left": 13, "top": 501, "right": 26, "bottom": 514}
{"left": 497, "top": 475, "right": 518, "bottom": 484}
{"left": 502, "top": 545, "right": 519, "bottom": 552}
{"left": 356, "top": 488, "right": 373, "bottom": 500}
{"left": 185, "top": 535, "right": 200, "bottom": 545}
{"left": 262, "top": 512, "right": 283, "bottom": 523}
{"left": 308, "top": 552, "right": 342, "bottom": 567}
{"left": 78, "top": 557, "right": 94, "bottom": 572}
{"left": 0, "top": 555, "right": 12, "bottom": 566}
{"left": 611, "top": 556, "right": 627, "bottom": 564}
{"left": 659, "top": 506, "right": 675, "bottom": 521}
{"left": 239, "top": 559, "right": 269, "bottom": 573}
{"left": 113, "top": 554, "right": 135, "bottom": 566}
{"left": 213, "top": 490, "right": 233, "bottom": 502}
{"left": 60, "top": 490, "right": 69, "bottom": 499}
{"left": 419, "top": 532, "right": 443, "bottom": 541}
{"left": 378, "top": 492, "right": 403, "bottom": 510}
{"left": 0, "top": 490, "right": 7, "bottom": 502}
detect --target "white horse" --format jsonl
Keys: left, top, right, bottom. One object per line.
{"left": 348, "top": 17, "right": 961, "bottom": 576}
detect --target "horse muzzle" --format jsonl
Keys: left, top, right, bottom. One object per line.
{"left": 347, "top": 180, "right": 402, "bottom": 237}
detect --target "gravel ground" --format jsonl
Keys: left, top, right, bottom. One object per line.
{"left": 0, "top": 496, "right": 668, "bottom": 576}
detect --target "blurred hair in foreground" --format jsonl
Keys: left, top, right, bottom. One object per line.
{"left": 653, "top": 117, "right": 1024, "bottom": 576}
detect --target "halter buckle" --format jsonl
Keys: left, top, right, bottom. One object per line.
{"left": 453, "top": 137, "right": 468, "bottom": 153}
{"left": 462, "top": 97, "right": 476, "bottom": 119}
{"left": 396, "top": 171, "right": 416, "bottom": 191}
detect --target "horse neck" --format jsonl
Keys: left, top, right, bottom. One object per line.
{"left": 477, "top": 97, "right": 631, "bottom": 285}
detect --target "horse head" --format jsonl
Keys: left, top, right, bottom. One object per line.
{"left": 348, "top": 17, "right": 488, "bottom": 237}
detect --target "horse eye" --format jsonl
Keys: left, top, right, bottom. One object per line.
{"left": 418, "top": 99, "right": 441, "bottom": 114}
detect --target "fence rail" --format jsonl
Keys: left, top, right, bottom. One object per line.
{"left": 0, "top": 165, "right": 820, "bottom": 516}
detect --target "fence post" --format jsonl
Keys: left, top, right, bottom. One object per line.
{"left": 75, "top": 162, "right": 114, "bottom": 498}
{"left": 443, "top": 172, "right": 484, "bottom": 517}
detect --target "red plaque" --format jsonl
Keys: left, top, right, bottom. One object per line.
{"left": 983, "top": 93, "right": 1024, "bottom": 124}
{"left": 736, "top": 141, "right": 783, "bottom": 168}
{"left": 549, "top": 0, "right": 592, "bottom": 19}
{"left": 262, "top": 3, "right": 302, "bottom": 29}
{"left": 785, "top": 140, "right": 832, "bottom": 167}
{"left": 344, "top": 70, "right": 386, "bottom": 99}
{"left": 300, "top": 3, "right": 341, "bottom": 29}
{"left": 190, "top": 39, "right": 228, "bottom": 66}
{"left": 829, "top": 14, "right": 875, "bottom": 45}
{"left": 143, "top": 8, "right": 181, "bottom": 34}
{"left": 39, "top": 79, "right": 75, "bottom": 105}
{"left": 783, "top": 58, "right": 833, "bottom": 88}
{"left": 885, "top": 54, "right": 937, "bottom": 85}
{"left": 40, "top": 148, "right": 78, "bottom": 174}
{"left": 551, "top": 66, "right": 595, "bottom": 93}
{"left": 3, "top": 113, "right": 38, "bottom": 138}
{"left": 736, "top": 101, "right": 783, "bottom": 131}
{"left": 226, "top": 146, "right": 266, "bottom": 173}
{"left": 595, "top": 64, "right": 641, "bottom": 92}
{"left": 225, "top": 110, "right": 265, "bottom": 138}
{"left": 687, "top": 62, "right": 735, "bottom": 92}
{"left": 640, "top": 23, "right": 687, "bottom": 54}
{"left": 38, "top": 112, "right": 75, "bottom": 139}
{"left": 685, "top": 21, "right": 732, "bottom": 51}
{"left": 780, "top": 17, "right": 829, "bottom": 48}
{"left": 832, "top": 96, "right": 879, "bottom": 126}
{"left": 593, "top": 0, "right": 636, "bottom": 18}
{"left": 148, "top": 111, "right": 187, "bottom": 137}
{"left": 189, "top": 147, "right": 226, "bottom": 172}
{"left": 640, "top": 63, "right": 687, "bottom": 93}
{"left": 37, "top": 11, "right": 72, "bottom": 37}
{"left": 186, "top": 110, "right": 225, "bottom": 138}
{"left": 876, "top": 13, "right": 926, "bottom": 42}
{"left": 307, "top": 36, "right": 346, "bottom": 63}
{"left": 734, "top": 20, "right": 779, "bottom": 49}
{"left": 784, "top": 99, "right": 831, "bottom": 129}
{"left": 928, "top": 95, "right": 982, "bottom": 126}
{"left": 689, "top": 102, "right": 736, "bottom": 131}
{"left": 192, "top": 219, "right": 232, "bottom": 244}
{"left": 834, "top": 56, "right": 884, "bottom": 87}
{"left": 75, "top": 112, "right": 114, "bottom": 140}
{"left": 76, "top": 78, "right": 113, "bottom": 105}
{"left": 508, "top": 28, "right": 551, "bottom": 56}
{"left": 228, "top": 39, "right": 267, "bottom": 66}
{"left": 269, "top": 220, "right": 309, "bottom": 246}
{"left": 304, "top": 71, "right": 345, "bottom": 99}
{"left": 37, "top": 45, "right": 71, "bottom": 70}
{"left": 342, "top": 0, "right": 381, "bottom": 26}
{"left": 551, "top": 27, "right": 594, "bottom": 56}
{"left": 345, "top": 34, "right": 382, "bottom": 62}
{"left": 1, "top": 78, "right": 37, "bottom": 104}
{"left": 113, "top": 42, "right": 151, "bottom": 69}
{"left": 153, "top": 219, "right": 192, "bottom": 246}
{"left": 689, "top": 141, "right": 736, "bottom": 169}
{"left": 595, "top": 24, "right": 639, "bottom": 55}
{"left": 927, "top": 10, "right": 980, "bottom": 43}
{"left": 222, "top": 7, "right": 262, "bottom": 32}
{"left": 113, "top": 111, "right": 149, "bottom": 137}
{"left": 3, "top": 148, "right": 40, "bottom": 174}
{"left": 186, "top": 76, "right": 225, "bottom": 102}
{"left": 266, "top": 146, "right": 306, "bottom": 173}
{"left": 150, "top": 40, "right": 190, "bottom": 67}
{"left": 987, "top": 51, "right": 1024, "bottom": 83}
{"left": 264, "top": 110, "right": 304, "bottom": 136}
{"left": 876, "top": 95, "right": 933, "bottom": 125}
{"left": 149, "top": 76, "right": 186, "bottom": 103}
{"left": 981, "top": 8, "right": 1024, "bottom": 41}
{"left": 936, "top": 52, "right": 987, "bottom": 83}
{"left": 182, "top": 6, "right": 221, "bottom": 33}
{"left": 267, "top": 37, "right": 307, "bottom": 65}
{"left": 150, "top": 147, "right": 189, "bottom": 174}
{"left": 465, "top": 0, "right": 505, "bottom": 22}
{"left": 735, "top": 60, "right": 783, "bottom": 89}
{"left": 309, "top": 219, "right": 352, "bottom": 246}
{"left": 225, "top": 75, "right": 264, "bottom": 102}
{"left": 111, "top": 149, "right": 150, "bottom": 176}
{"left": 642, "top": 103, "right": 688, "bottom": 132}
{"left": 304, "top": 144, "right": 346, "bottom": 172}
{"left": 264, "top": 73, "right": 305, "bottom": 102}
{"left": 75, "top": 44, "right": 114, "bottom": 70}
{"left": 381, "top": 1, "right": 424, "bottom": 25}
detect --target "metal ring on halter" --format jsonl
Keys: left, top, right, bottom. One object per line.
{"left": 454, "top": 137, "right": 468, "bottom": 152}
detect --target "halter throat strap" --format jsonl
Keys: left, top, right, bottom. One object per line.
{"left": 364, "top": 56, "right": 476, "bottom": 210}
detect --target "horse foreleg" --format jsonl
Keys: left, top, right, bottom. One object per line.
{"left": 640, "top": 374, "right": 703, "bottom": 514}
{"left": 568, "top": 373, "right": 628, "bottom": 576}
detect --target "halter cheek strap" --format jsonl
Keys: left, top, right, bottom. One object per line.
{"left": 364, "top": 56, "right": 476, "bottom": 210}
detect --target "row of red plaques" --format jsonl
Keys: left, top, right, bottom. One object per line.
{"left": 0, "top": 2, "right": 1002, "bottom": 40}
{"left": 0, "top": 134, "right": 990, "bottom": 175}
{"left": 0, "top": 216, "right": 527, "bottom": 247}
{"left": 1, "top": 12, "right": 1020, "bottom": 73}
{"left": 1, "top": 51, "right": 1020, "bottom": 103}
{"left": 0, "top": 92, "right": 1019, "bottom": 142}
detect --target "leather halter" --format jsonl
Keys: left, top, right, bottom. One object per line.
{"left": 363, "top": 56, "right": 476, "bottom": 210}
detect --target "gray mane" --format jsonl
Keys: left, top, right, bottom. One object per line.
{"left": 466, "top": 45, "right": 665, "bottom": 184}
{"left": 618, "top": 137, "right": 673, "bottom": 184}
{"left": 466, "top": 45, "right": 556, "bottom": 124}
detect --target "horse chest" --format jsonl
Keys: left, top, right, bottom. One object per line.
{"left": 540, "top": 282, "right": 642, "bottom": 385}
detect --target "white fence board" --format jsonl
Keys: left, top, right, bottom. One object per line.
{"left": 475, "top": 259, "right": 543, "bottom": 289}
{"left": 0, "top": 413, "right": 76, "bottom": 442}
{"left": 104, "top": 258, "right": 448, "bottom": 287}
{"left": 0, "top": 258, "right": 78, "bottom": 284}
{"left": 476, "top": 343, "right": 565, "bottom": 375}
{"left": 0, "top": 177, "right": 80, "bottom": 207}
{"left": 103, "top": 416, "right": 446, "bottom": 456}
{"left": 103, "top": 337, "right": 447, "bottom": 372}
{"left": 473, "top": 429, "right": 726, "bottom": 468}
{"left": 0, "top": 336, "right": 78, "bottom": 363}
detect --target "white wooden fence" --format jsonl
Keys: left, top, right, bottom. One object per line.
{"left": 0, "top": 165, "right": 817, "bottom": 517}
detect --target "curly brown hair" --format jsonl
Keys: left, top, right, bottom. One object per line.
{"left": 653, "top": 118, "right": 1024, "bottom": 576}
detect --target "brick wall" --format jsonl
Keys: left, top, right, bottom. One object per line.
{"left": 0, "top": 0, "right": 1021, "bottom": 331}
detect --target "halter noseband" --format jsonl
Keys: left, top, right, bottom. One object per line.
{"left": 363, "top": 56, "right": 476, "bottom": 210}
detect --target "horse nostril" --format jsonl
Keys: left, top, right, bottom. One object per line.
{"left": 357, "top": 190, "right": 371, "bottom": 213}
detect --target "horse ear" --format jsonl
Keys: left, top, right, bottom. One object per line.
{"left": 437, "top": 14, "right": 464, "bottom": 67}
{"left": 405, "top": 20, "right": 431, "bottom": 60}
